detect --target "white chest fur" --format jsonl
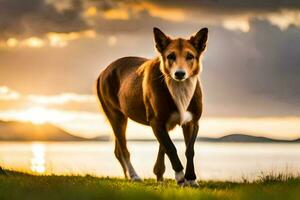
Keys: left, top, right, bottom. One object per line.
{"left": 165, "top": 76, "right": 197, "bottom": 130}
{"left": 166, "top": 111, "right": 193, "bottom": 131}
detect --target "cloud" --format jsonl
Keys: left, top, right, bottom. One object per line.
{"left": 46, "top": 29, "right": 96, "bottom": 47}
{"left": 2, "top": 29, "right": 96, "bottom": 48}
{"left": 262, "top": 9, "right": 300, "bottom": 30}
{"left": 88, "top": 0, "right": 300, "bottom": 34}
{"left": 126, "top": 2, "right": 185, "bottom": 22}
{"left": 19, "top": 37, "right": 45, "bottom": 48}
{"left": 0, "top": 86, "right": 98, "bottom": 112}
{"left": 219, "top": 9, "right": 300, "bottom": 32}
{"left": 0, "top": 0, "right": 89, "bottom": 40}
{"left": 222, "top": 18, "right": 251, "bottom": 32}
{"left": 28, "top": 93, "right": 95, "bottom": 105}
{"left": 202, "top": 20, "right": 300, "bottom": 117}
{"left": 1, "top": 0, "right": 300, "bottom": 43}
{"left": 1, "top": 36, "right": 46, "bottom": 48}
{"left": 83, "top": 1, "right": 185, "bottom": 21}
{"left": 109, "top": 0, "right": 300, "bottom": 32}
{"left": 101, "top": 6, "right": 130, "bottom": 20}
{"left": 0, "top": 86, "right": 20, "bottom": 100}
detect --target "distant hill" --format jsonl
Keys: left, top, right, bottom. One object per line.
{"left": 91, "top": 135, "right": 110, "bottom": 141}
{"left": 0, "top": 120, "right": 86, "bottom": 141}
{"left": 197, "top": 134, "right": 300, "bottom": 143}
{"left": 127, "top": 134, "right": 300, "bottom": 143}
{"left": 0, "top": 120, "right": 299, "bottom": 142}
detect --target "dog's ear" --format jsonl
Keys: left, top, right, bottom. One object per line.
{"left": 153, "top": 27, "right": 171, "bottom": 53}
{"left": 189, "top": 28, "right": 208, "bottom": 53}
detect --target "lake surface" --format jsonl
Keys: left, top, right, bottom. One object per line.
{"left": 0, "top": 141, "right": 299, "bottom": 181}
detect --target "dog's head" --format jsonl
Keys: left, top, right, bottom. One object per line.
{"left": 153, "top": 27, "right": 208, "bottom": 82}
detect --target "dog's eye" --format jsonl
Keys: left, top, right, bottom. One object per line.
{"left": 167, "top": 53, "right": 176, "bottom": 61}
{"left": 186, "top": 53, "right": 194, "bottom": 61}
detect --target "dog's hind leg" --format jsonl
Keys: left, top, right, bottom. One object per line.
{"left": 97, "top": 76, "right": 141, "bottom": 181}
{"left": 153, "top": 144, "right": 165, "bottom": 181}
{"left": 108, "top": 110, "right": 142, "bottom": 181}
{"left": 114, "top": 140, "right": 128, "bottom": 178}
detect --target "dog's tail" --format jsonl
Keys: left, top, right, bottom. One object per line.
{"left": 95, "top": 74, "right": 104, "bottom": 112}
{"left": 96, "top": 75, "right": 101, "bottom": 101}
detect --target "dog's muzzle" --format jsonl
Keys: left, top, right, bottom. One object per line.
{"left": 174, "top": 69, "right": 186, "bottom": 81}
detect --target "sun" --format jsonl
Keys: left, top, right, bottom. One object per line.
{"left": 17, "top": 106, "right": 70, "bottom": 125}
{"left": 22, "top": 106, "right": 49, "bottom": 124}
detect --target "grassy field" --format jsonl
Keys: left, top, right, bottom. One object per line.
{"left": 0, "top": 169, "right": 299, "bottom": 200}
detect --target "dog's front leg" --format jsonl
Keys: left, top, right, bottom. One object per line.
{"left": 182, "top": 122, "right": 199, "bottom": 187}
{"left": 150, "top": 119, "right": 185, "bottom": 186}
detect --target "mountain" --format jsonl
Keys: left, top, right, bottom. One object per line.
{"left": 0, "top": 120, "right": 86, "bottom": 141}
{"left": 197, "top": 134, "right": 300, "bottom": 143}
{"left": 91, "top": 135, "right": 110, "bottom": 141}
{"left": 0, "top": 120, "right": 299, "bottom": 142}
{"left": 127, "top": 134, "right": 300, "bottom": 143}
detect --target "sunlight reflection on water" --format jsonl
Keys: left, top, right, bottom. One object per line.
{"left": 30, "top": 143, "right": 46, "bottom": 173}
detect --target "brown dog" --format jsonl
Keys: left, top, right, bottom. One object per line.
{"left": 96, "top": 27, "right": 208, "bottom": 186}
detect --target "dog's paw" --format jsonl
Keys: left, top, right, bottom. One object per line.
{"left": 175, "top": 171, "right": 185, "bottom": 186}
{"left": 184, "top": 180, "right": 199, "bottom": 187}
{"left": 131, "top": 175, "right": 143, "bottom": 182}
{"left": 156, "top": 175, "right": 164, "bottom": 182}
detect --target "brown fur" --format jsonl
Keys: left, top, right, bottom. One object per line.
{"left": 96, "top": 27, "right": 208, "bottom": 185}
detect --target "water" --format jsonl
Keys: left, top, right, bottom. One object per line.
{"left": 0, "top": 141, "right": 299, "bottom": 181}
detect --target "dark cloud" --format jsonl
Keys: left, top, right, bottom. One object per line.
{"left": 1, "top": 0, "right": 300, "bottom": 39}
{"left": 82, "top": 0, "right": 300, "bottom": 36}
{"left": 0, "top": 0, "right": 88, "bottom": 39}
{"left": 202, "top": 20, "right": 300, "bottom": 117}
{"left": 92, "top": 13, "right": 180, "bottom": 34}
{"left": 148, "top": 0, "right": 300, "bottom": 11}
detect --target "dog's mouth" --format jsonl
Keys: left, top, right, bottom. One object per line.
{"left": 173, "top": 77, "right": 187, "bottom": 82}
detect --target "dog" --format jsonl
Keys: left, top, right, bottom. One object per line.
{"left": 96, "top": 27, "right": 208, "bottom": 186}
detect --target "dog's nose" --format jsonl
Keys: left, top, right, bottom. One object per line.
{"left": 174, "top": 70, "right": 186, "bottom": 80}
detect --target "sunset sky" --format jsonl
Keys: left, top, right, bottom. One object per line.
{"left": 0, "top": 0, "right": 300, "bottom": 139}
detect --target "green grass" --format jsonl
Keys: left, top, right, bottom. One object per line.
{"left": 0, "top": 170, "right": 300, "bottom": 200}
